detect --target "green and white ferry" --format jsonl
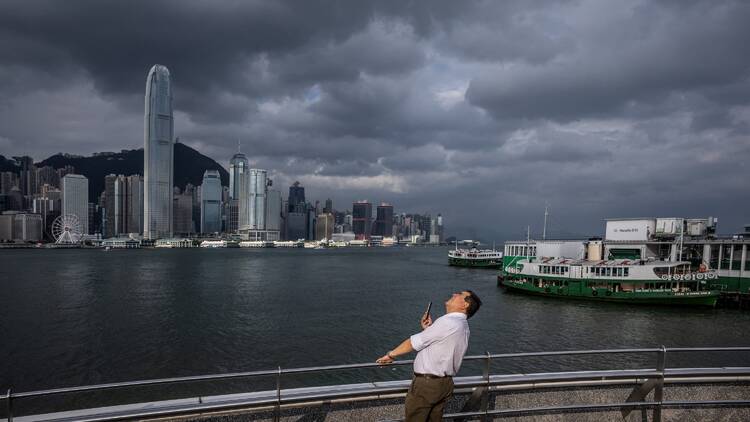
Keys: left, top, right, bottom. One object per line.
{"left": 449, "top": 248, "right": 504, "bottom": 268}
{"left": 499, "top": 257, "right": 720, "bottom": 306}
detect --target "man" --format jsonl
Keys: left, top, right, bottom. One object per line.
{"left": 376, "top": 290, "right": 482, "bottom": 422}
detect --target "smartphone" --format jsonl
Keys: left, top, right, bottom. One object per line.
{"left": 425, "top": 301, "right": 432, "bottom": 316}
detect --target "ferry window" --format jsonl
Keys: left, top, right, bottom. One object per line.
{"left": 653, "top": 267, "right": 670, "bottom": 277}
{"left": 617, "top": 268, "right": 623, "bottom": 277}
{"left": 606, "top": 268, "right": 611, "bottom": 277}
{"left": 624, "top": 268, "right": 629, "bottom": 276}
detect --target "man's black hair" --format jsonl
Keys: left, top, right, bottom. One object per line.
{"left": 464, "top": 290, "right": 482, "bottom": 319}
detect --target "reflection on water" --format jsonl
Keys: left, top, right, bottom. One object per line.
{"left": 1, "top": 247, "right": 749, "bottom": 394}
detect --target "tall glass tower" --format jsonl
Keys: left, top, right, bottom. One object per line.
{"left": 143, "top": 64, "right": 174, "bottom": 239}
{"left": 229, "top": 152, "right": 248, "bottom": 200}
{"left": 200, "top": 170, "right": 222, "bottom": 234}
{"left": 247, "top": 169, "right": 267, "bottom": 230}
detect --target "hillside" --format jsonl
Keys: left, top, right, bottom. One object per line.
{"left": 38, "top": 143, "right": 229, "bottom": 199}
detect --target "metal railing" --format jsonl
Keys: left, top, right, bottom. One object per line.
{"left": 2, "top": 346, "right": 750, "bottom": 422}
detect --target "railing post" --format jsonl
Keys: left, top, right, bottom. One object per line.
{"left": 481, "top": 351, "right": 491, "bottom": 422}
{"left": 6, "top": 388, "right": 12, "bottom": 422}
{"left": 274, "top": 366, "right": 281, "bottom": 422}
{"left": 654, "top": 346, "right": 667, "bottom": 422}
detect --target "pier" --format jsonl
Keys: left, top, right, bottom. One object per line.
{"left": 3, "top": 346, "right": 749, "bottom": 421}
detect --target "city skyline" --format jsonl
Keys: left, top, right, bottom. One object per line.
{"left": 1, "top": 1, "right": 749, "bottom": 240}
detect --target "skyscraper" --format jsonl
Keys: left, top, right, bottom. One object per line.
{"left": 200, "top": 170, "right": 222, "bottom": 234}
{"left": 265, "top": 189, "right": 282, "bottom": 232}
{"left": 229, "top": 152, "right": 249, "bottom": 200}
{"left": 105, "top": 174, "right": 144, "bottom": 237}
{"left": 374, "top": 203, "right": 394, "bottom": 237}
{"left": 288, "top": 181, "right": 305, "bottom": 213}
{"left": 143, "top": 64, "right": 174, "bottom": 239}
{"left": 62, "top": 174, "right": 89, "bottom": 235}
{"left": 246, "top": 169, "right": 267, "bottom": 230}
{"left": 352, "top": 200, "right": 372, "bottom": 240}
{"left": 126, "top": 175, "right": 144, "bottom": 234}
{"left": 316, "top": 213, "right": 334, "bottom": 241}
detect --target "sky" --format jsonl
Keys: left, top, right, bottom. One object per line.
{"left": 1, "top": 0, "right": 749, "bottom": 240}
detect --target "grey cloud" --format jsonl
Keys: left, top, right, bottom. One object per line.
{"left": 465, "top": 1, "right": 750, "bottom": 121}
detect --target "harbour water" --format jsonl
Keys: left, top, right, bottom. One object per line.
{"left": 2, "top": 247, "right": 750, "bottom": 394}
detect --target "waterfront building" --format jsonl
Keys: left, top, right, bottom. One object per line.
{"left": 307, "top": 206, "right": 316, "bottom": 240}
{"left": 143, "top": 64, "right": 174, "bottom": 240}
{"left": 13, "top": 213, "right": 43, "bottom": 242}
{"left": 0, "top": 212, "right": 15, "bottom": 240}
{"left": 173, "top": 191, "right": 195, "bottom": 236}
{"left": 286, "top": 212, "right": 307, "bottom": 240}
{"left": 373, "top": 203, "right": 394, "bottom": 237}
{"left": 324, "top": 198, "right": 333, "bottom": 214}
{"left": 315, "top": 213, "right": 334, "bottom": 241}
{"left": 62, "top": 174, "right": 89, "bottom": 234}
{"left": 104, "top": 174, "right": 144, "bottom": 237}
{"left": 126, "top": 175, "right": 143, "bottom": 234}
{"left": 33, "top": 195, "right": 60, "bottom": 241}
{"left": 288, "top": 181, "right": 305, "bottom": 213}
{"left": 200, "top": 170, "right": 222, "bottom": 234}
{"left": 101, "top": 237, "right": 141, "bottom": 249}
{"left": 247, "top": 169, "right": 267, "bottom": 230}
{"left": 266, "top": 189, "right": 282, "bottom": 232}
{"left": 88, "top": 202, "right": 103, "bottom": 236}
{"left": 155, "top": 238, "right": 194, "bottom": 248}
{"left": 352, "top": 200, "right": 372, "bottom": 240}
{"left": 104, "top": 175, "right": 122, "bottom": 237}
{"left": 229, "top": 153, "right": 248, "bottom": 200}
{"left": 0, "top": 212, "right": 42, "bottom": 242}
{"left": 225, "top": 199, "right": 239, "bottom": 233}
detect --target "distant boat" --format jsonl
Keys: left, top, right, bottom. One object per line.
{"left": 448, "top": 248, "right": 503, "bottom": 269}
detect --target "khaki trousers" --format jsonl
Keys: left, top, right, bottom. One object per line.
{"left": 404, "top": 375, "right": 454, "bottom": 422}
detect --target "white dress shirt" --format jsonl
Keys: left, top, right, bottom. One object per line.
{"left": 410, "top": 312, "right": 469, "bottom": 377}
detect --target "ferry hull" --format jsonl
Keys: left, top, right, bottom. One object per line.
{"left": 449, "top": 258, "right": 503, "bottom": 269}
{"left": 500, "top": 280, "right": 718, "bottom": 307}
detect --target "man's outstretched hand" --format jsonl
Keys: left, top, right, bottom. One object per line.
{"left": 421, "top": 313, "right": 432, "bottom": 330}
{"left": 376, "top": 354, "right": 394, "bottom": 364}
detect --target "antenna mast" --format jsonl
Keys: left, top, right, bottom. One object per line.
{"left": 543, "top": 204, "right": 549, "bottom": 240}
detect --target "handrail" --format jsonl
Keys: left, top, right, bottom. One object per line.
{"left": 5, "top": 346, "right": 750, "bottom": 399}
{"left": 2, "top": 346, "right": 750, "bottom": 422}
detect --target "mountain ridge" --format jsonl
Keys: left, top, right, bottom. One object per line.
{"left": 35, "top": 143, "right": 229, "bottom": 200}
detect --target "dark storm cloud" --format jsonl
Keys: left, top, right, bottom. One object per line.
{"left": 465, "top": 1, "right": 750, "bottom": 121}
{"left": 1, "top": 0, "right": 749, "bottom": 239}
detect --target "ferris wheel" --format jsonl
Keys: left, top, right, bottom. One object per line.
{"left": 52, "top": 214, "right": 83, "bottom": 244}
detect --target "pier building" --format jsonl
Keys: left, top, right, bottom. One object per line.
{"left": 503, "top": 217, "right": 750, "bottom": 297}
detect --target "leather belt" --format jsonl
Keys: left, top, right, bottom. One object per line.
{"left": 414, "top": 372, "right": 451, "bottom": 379}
